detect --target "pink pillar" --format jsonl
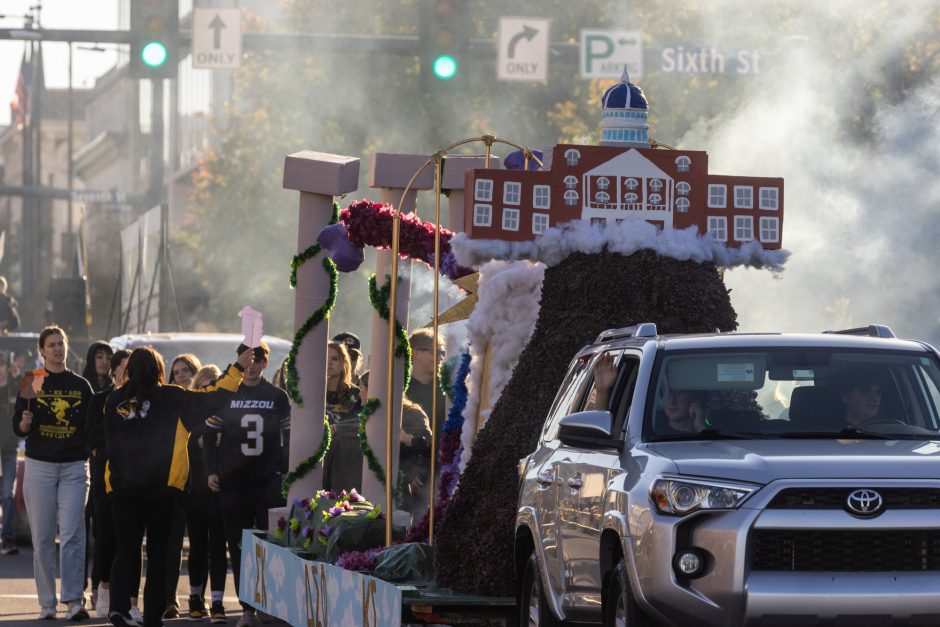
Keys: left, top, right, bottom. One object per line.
{"left": 280, "top": 151, "right": 359, "bottom": 511}
{"left": 361, "top": 154, "right": 433, "bottom": 508}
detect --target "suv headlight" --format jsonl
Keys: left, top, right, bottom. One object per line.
{"left": 650, "top": 477, "right": 759, "bottom": 515}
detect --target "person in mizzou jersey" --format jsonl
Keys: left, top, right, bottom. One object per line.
{"left": 103, "top": 345, "right": 252, "bottom": 627}
{"left": 13, "top": 326, "right": 94, "bottom": 621}
{"left": 204, "top": 341, "right": 290, "bottom": 627}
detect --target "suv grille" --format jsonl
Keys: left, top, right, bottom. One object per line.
{"left": 767, "top": 488, "right": 940, "bottom": 509}
{"left": 752, "top": 530, "right": 940, "bottom": 571}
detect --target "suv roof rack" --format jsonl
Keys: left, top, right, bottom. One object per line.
{"left": 823, "top": 324, "right": 896, "bottom": 339}
{"left": 595, "top": 323, "right": 658, "bottom": 343}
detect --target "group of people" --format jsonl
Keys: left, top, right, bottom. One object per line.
{"left": 3, "top": 323, "right": 448, "bottom": 627}
{"left": 9, "top": 325, "right": 290, "bottom": 627}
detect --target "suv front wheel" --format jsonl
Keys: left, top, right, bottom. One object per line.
{"left": 520, "top": 552, "right": 561, "bottom": 627}
{"left": 604, "top": 558, "right": 657, "bottom": 627}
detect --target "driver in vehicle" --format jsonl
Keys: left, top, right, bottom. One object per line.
{"left": 834, "top": 367, "right": 883, "bottom": 426}
{"left": 660, "top": 390, "right": 707, "bottom": 434}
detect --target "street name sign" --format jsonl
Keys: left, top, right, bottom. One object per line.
{"left": 580, "top": 29, "right": 643, "bottom": 79}
{"left": 193, "top": 8, "right": 242, "bottom": 69}
{"left": 497, "top": 16, "right": 550, "bottom": 82}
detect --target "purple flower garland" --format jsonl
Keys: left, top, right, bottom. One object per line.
{"left": 339, "top": 200, "right": 474, "bottom": 280}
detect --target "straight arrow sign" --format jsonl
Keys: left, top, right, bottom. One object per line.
{"left": 209, "top": 14, "right": 225, "bottom": 50}
{"left": 498, "top": 16, "right": 550, "bottom": 82}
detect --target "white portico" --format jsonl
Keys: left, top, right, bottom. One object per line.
{"left": 580, "top": 148, "right": 674, "bottom": 228}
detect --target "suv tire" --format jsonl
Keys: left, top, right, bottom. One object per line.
{"left": 520, "top": 552, "right": 561, "bottom": 627}
{"left": 604, "top": 558, "right": 657, "bottom": 627}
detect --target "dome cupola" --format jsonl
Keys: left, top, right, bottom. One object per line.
{"left": 599, "top": 66, "right": 650, "bottom": 148}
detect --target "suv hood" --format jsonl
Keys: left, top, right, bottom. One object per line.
{"left": 643, "top": 439, "right": 940, "bottom": 484}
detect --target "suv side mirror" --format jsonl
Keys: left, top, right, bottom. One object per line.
{"left": 558, "top": 410, "right": 623, "bottom": 450}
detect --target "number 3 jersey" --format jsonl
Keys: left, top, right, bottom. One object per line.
{"left": 203, "top": 377, "right": 291, "bottom": 491}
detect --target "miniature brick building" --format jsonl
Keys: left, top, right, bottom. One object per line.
{"left": 463, "top": 70, "right": 784, "bottom": 249}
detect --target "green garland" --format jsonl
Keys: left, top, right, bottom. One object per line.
{"left": 281, "top": 416, "right": 332, "bottom": 498}
{"left": 367, "top": 274, "right": 412, "bottom": 392}
{"left": 438, "top": 360, "right": 451, "bottom": 397}
{"left": 356, "top": 398, "right": 384, "bottom": 483}
{"left": 285, "top": 202, "right": 341, "bottom": 406}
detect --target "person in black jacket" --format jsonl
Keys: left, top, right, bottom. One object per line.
{"left": 103, "top": 345, "right": 251, "bottom": 627}
{"left": 84, "top": 348, "right": 130, "bottom": 619}
{"left": 13, "top": 325, "right": 93, "bottom": 621}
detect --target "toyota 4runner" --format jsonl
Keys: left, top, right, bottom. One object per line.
{"left": 516, "top": 323, "right": 940, "bottom": 626}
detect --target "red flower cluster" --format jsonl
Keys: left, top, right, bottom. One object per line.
{"left": 339, "top": 200, "right": 472, "bottom": 278}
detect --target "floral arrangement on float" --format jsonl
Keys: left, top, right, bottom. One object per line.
{"left": 272, "top": 488, "right": 391, "bottom": 565}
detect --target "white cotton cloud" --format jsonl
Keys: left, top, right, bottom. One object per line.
{"left": 450, "top": 218, "right": 789, "bottom": 272}
{"left": 460, "top": 260, "right": 545, "bottom": 472}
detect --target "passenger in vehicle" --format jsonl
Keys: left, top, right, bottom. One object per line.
{"left": 659, "top": 390, "right": 707, "bottom": 434}
{"left": 586, "top": 353, "right": 617, "bottom": 411}
{"left": 833, "top": 367, "right": 883, "bottom": 426}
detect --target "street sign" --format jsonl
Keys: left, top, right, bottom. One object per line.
{"left": 192, "top": 8, "right": 241, "bottom": 69}
{"left": 497, "top": 16, "right": 550, "bottom": 82}
{"left": 660, "top": 45, "right": 761, "bottom": 75}
{"left": 580, "top": 29, "right": 643, "bottom": 79}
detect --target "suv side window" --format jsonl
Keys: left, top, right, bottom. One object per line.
{"left": 542, "top": 354, "right": 594, "bottom": 441}
{"left": 579, "top": 350, "right": 641, "bottom": 436}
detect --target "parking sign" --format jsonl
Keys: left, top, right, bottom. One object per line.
{"left": 580, "top": 29, "right": 643, "bottom": 79}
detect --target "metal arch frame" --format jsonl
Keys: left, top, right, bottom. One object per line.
{"left": 382, "top": 135, "right": 544, "bottom": 547}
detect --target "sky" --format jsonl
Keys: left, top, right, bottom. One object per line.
{"left": 0, "top": 0, "right": 120, "bottom": 126}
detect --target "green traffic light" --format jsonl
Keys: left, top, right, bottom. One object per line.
{"left": 433, "top": 54, "right": 457, "bottom": 79}
{"left": 141, "top": 41, "right": 168, "bottom": 68}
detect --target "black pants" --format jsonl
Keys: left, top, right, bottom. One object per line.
{"left": 219, "top": 478, "right": 283, "bottom": 610}
{"left": 90, "top": 479, "right": 116, "bottom": 586}
{"left": 84, "top": 490, "right": 97, "bottom": 591}
{"left": 186, "top": 488, "right": 227, "bottom": 594}
{"left": 164, "top": 494, "right": 187, "bottom": 605}
{"left": 110, "top": 489, "right": 178, "bottom": 627}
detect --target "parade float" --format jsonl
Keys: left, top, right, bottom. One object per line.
{"left": 237, "top": 69, "right": 787, "bottom": 625}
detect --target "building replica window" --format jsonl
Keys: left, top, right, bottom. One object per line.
{"left": 564, "top": 190, "right": 579, "bottom": 206}
{"left": 707, "top": 216, "right": 727, "bottom": 241}
{"left": 596, "top": 177, "right": 610, "bottom": 190}
{"left": 473, "top": 204, "right": 492, "bottom": 227}
{"left": 564, "top": 175, "right": 578, "bottom": 189}
{"left": 760, "top": 187, "right": 779, "bottom": 210}
{"left": 676, "top": 197, "right": 690, "bottom": 213}
{"left": 503, "top": 181, "right": 521, "bottom": 205}
{"left": 734, "top": 186, "right": 753, "bottom": 208}
{"left": 565, "top": 149, "right": 581, "bottom": 166}
{"left": 734, "top": 215, "right": 754, "bottom": 241}
{"left": 676, "top": 156, "right": 691, "bottom": 172}
{"left": 502, "top": 208, "right": 520, "bottom": 231}
{"left": 676, "top": 181, "right": 691, "bottom": 196}
{"left": 759, "top": 217, "right": 780, "bottom": 242}
{"left": 649, "top": 179, "right": 664, "bottom": 191}
{"left": 532, "top": 213, "right": 549, "bottom": 234}
{"left": 708, "top": 184, "right": 727, "bottom": 208}
{"left": 624, "top": 178, "right": 639, "bottom": 190}
{"left": 625, "top": 193, "right": 639, "bottom": 204}
{"left": 474, "top": 179, "right": 493, "bottom": 202}
{"left": 533, "top": 185, "right": 551, "bottom": 209}
{"left": 648, "top": 194, "right": 662, "bottom": 205}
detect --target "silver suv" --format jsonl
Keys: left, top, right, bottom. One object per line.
{"left": 516, "top": 324, "right": 940, "bottom": 626}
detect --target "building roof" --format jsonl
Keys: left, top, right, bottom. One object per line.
{"left": 601, "top": 68, "right": 649, "bottom": 110}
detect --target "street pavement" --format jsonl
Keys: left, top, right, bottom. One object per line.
{"left": 0, "top": 545, "right": 256, "bottom": 625}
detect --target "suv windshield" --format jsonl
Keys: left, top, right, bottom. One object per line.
{"left": 646, "top": 347, "right": 940, "bottom": 440}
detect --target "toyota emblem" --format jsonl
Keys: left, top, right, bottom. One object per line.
{"left": 846, "top": 489, "right": 884, "bottom": 517}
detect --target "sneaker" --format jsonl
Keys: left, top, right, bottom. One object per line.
{"left": 65, "top": 601, "right": 90, "bottom": 621}
{"left": 209, "top": 601, "right": 226, "bottom": 624}
{"left": 95, "top": 584, "right": 110, "bottom": 618}
{"left": 109, "top": 611, "right": 142, "bottom": 627}
{"left": 163, "top": 602, "right": 181, "bottom": 619}
{"left": 39, "top": 606, "right": 57, "bottom": 620}
{"left": 0, "top": 540, "right": 19, "bottom": 555}
{"left": 236, "top": 609, "right": 256, "bottom": 627}
{"left": 129, "top": 606, "right": 144, "bottom": 624}
{"left": 188, "top": 594, "right": 207, "bottom": 620}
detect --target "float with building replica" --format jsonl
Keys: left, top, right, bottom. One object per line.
{"left": 237, "top": 69, "right": 786, "bottom": 625}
